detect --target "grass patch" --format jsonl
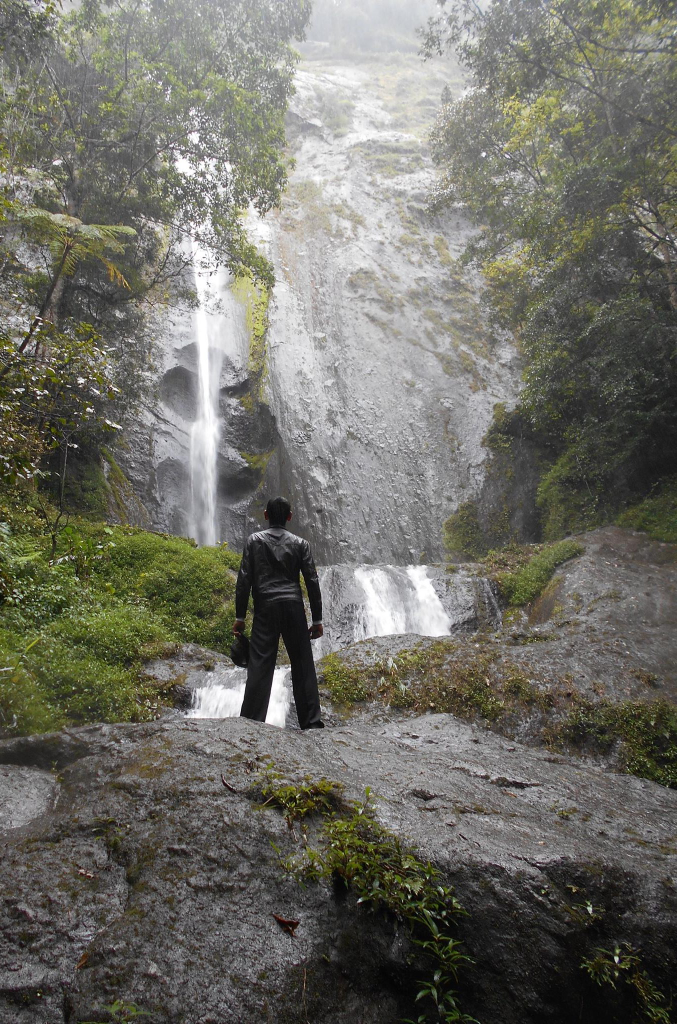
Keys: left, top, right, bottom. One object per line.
{"left": 493, "top": 540, "right": 583, "bottom": 606}
{"left": 320, "top": 642, "right": 504, "bottom": 722}
{"left": 554, "top": 697, "right": 677, "bottom": 789}
{"left": 0, "top": 499, "right": 240, "bottom": 736}
{"left": 320, "top": 651, "right": 370, "bottom": 704}
{"left": 616, "top": 476, "right": 677, "bottom": 544}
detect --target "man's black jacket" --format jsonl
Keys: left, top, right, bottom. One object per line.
{"left": 235, "top": 527, "right": 322, "bottom": 623}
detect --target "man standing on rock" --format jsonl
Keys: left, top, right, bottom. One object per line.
{"left": 233, "top": 496, "right": 325, "bottom": 730}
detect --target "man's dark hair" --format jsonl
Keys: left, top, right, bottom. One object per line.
{"left": 266, "top": 496, "right": 291, "bottom": 527}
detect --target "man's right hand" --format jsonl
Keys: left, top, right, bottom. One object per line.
{"left": 233, "top": 619, "right": 246, "bottom": 636}
{"left": 309, "top": 623, "right": 323, "bottom": 639}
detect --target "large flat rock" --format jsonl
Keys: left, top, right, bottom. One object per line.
{"left": 0, "top": 713, "right": 674, "bottom": 1024}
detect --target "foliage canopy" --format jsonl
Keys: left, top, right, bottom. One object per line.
{"left": 424, "top": 0, "right": 677, "bottom": 535}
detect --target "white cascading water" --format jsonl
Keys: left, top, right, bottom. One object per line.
{"left": 355, "top": 565, "right": 452, "bottom": 639}
{"left": 189, "top": 241, "right": 223, "bottom": 547}
{"left": 188, "top": 667, "right": 291, "bottom": 727}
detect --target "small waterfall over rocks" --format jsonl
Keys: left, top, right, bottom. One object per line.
{"left": 188, "top": 563, "right": 500, "bottom": 723}
{"left": 354, "top": 565, "right": 452, "bottom": 639}
{"left": 189, "top": 666, "right": 291, "bottom": 727}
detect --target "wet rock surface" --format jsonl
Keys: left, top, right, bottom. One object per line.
{"left": 0, "top": 714, "right": 675, "bottom": 1021}
{"left": 515, "top": 526, "right": 677, "bottom": 700}
{"left": 119, "top": 54, "right": 522, "bottom": 559}
{"left": 259, "top": 57, "right": 522, "bottom": 563}
{"left": 0, "top": 765, "right": 58, "bottom": 834}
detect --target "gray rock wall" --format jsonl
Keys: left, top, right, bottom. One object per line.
{"left": 118, "top": 55, "right": 522, "bottom": 562}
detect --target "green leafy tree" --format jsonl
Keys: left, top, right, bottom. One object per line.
{"left": 0, "top": 0, "right": 310, "bottom": 488}
{"left": 423, "top": 0, "right": 677, "bottom": 535}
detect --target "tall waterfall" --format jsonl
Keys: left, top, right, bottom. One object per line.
{"left": 189, "top": 243, "right": 223, "bottom": 547}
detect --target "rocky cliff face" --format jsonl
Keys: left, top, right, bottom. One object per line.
{"left": 117, "top": 52, "right": 522, "bottom": 562}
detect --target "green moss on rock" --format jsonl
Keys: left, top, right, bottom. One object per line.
{"left": 443, "top": 501, "right": 487, "bottom": 560}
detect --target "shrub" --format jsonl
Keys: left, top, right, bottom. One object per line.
{"left": 0, "top": 642, "right": 64, "bottom": 735}
{"left": 50, "top": 606, "right": 171, "bottom": 665}
{"left": 496, "top": 539, "right": 583, "bottom": 606}
{"left": 442, "top": 501, "right": 486, "bottom": 560}
{"left": 558, "top": 698, "right": 677, "bottom": 789}
{"left": 319, "top": 652, "right": 370, "bottom": 704}
{"left": 23, "top": 636, "right": 146, "bottom": 725}
{"left": 98, "top": 531, "right": 238, "bottom": 649}
{"left": 0, "top": 506, "right": 241, "bottom": 734}
{"left": 617, "top": 476, "right": 677, "bottom": 544}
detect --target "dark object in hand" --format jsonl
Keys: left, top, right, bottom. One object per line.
{"left": 230, "top": 631, "right": 250, "bottom": 667}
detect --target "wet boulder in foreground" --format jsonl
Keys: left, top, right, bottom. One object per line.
{"left": 0, "top": 710, "right": 675, "bottom": 1024}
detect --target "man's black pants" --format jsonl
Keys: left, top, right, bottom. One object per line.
{"left": 239, "top": 600, "right": 323, "bottom": 729}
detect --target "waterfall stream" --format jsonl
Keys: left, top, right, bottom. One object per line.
{"left": 354, "top": 565, "right": 452, "bottom": 639}
{"left": 188, "top": 243, "right": 224, "bottom": 547}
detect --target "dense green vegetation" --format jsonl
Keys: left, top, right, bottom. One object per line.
{"left": 488, "top": 539, "right": 584, "bottom": 605}
{"left": 0, "top": 493, "right": 239, "bottom": 736}
{"left": 616, "top": 475, "right": 677, "bottom": 543}
{"left": 426, "top": 0, "right": 677, "bottom": 539}
{"left": 0, "top": 0, "right": 309, "bottom": 488}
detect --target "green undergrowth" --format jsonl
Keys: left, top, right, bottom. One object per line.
{"left": 320, "top": 642, "right": 545, "bottom": 722}
{"left": 553, "top": 696, "right": 677, "bottom": 789}
{"left": 487, "top": 539, "right": 584, "bottom": 606}
{"left": 0, "top": 493, "right": 240, "bottom": 735}
{"left": 442, "top": 502, "right": 486, "bottom": 560}
{"left": 319, "top": 641, "right": 677, "bottom": 789}
{"left": 616, "top": 477, "right": 677, "bottom": 544}
{"left": 256, "top": 766, "right": 474, "bottom": 1023}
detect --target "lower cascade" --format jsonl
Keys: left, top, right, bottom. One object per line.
{"left": 354, "top": 565, "right": 452, "bottom": 639}
{"left": 188, "top": 564, "right": 495, "bottom": 724}
{"left": 188, "top": 666, "right": 291, "bottom": 727}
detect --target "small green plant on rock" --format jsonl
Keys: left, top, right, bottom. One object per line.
{"left": 81, "top": 1000, "right": 149, "bottom": 1023}
{"left": 255, "top": 764, "right": 345, "bottom": 825}
{"left": 320, "top": 651, "right": 370, "bottom": 704}
{"left": 268, "top": 773, "right": 475, "bottom": 1024}
{"left": 492, "top": 539, "right": 583, "bottom": 606}
{"left": 581, "top": 944, "right": 671, "bottom": 1023}
{"left": 555, "top": 697, "right": 677, "bottom": 788}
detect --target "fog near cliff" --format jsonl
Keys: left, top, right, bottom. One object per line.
{"left": 303, "top": 0, "right": 441, "bottom": 55}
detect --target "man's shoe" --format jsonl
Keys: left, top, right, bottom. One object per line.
{"left": 304, "top": 721, "right": 325, "bottom": 730}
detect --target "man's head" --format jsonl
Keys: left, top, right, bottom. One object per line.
{"left": 264, "top": 496, "right": 292, "bottom": 527}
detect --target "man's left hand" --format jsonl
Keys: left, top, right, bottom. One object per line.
{"left": 233, "top": 619, "right": 246, "bottom": 635}
{"left": 309, "top": 623, "right": 323, "bottom": 639}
